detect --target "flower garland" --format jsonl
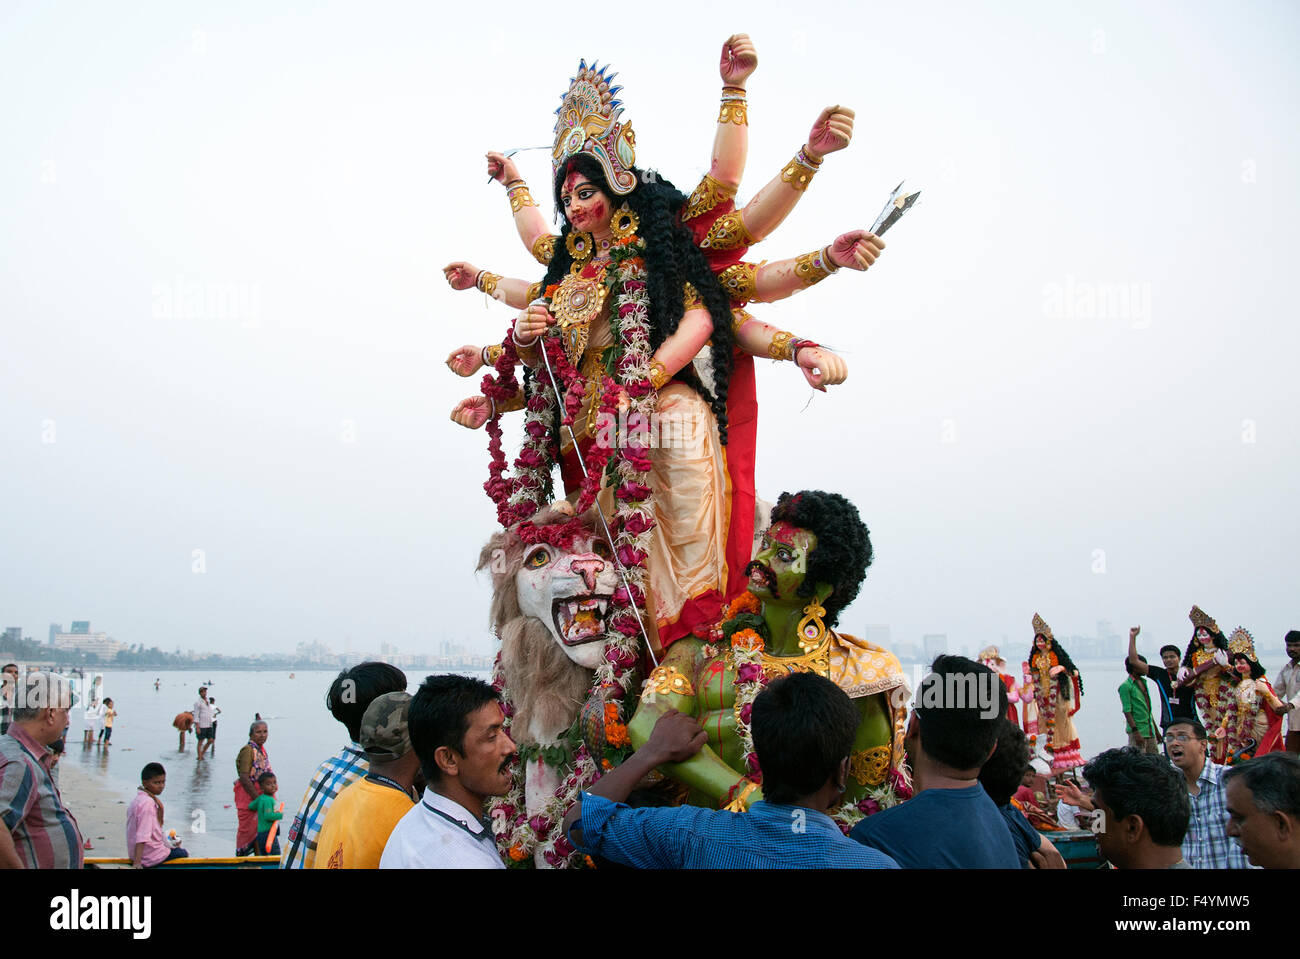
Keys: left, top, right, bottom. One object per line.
{"left": 481, "top": 236, "right": 660, "bottom": 867}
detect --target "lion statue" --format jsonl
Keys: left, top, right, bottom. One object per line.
{"left": 477, "top": 502, "right": 619, "bottom": 864}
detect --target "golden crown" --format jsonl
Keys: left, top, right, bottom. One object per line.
{"left": 978, "top": 645, "right": 1005, "bottom": 665}
{"left": 1031, "top": 613, "right": 1053, "bottom": 640}
{"left": 1189, "top": 605, "right": 1219, "bottom": 635}
{"left": 552, "top": 61, "right": 638, "bottom": 197}
{"left": 1227, "top": 627, "right": 1256, "bottom": 659}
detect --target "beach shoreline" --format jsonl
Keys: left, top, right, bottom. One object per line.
{"left": 56, "top": 759, "right": 129, "bottom": 857}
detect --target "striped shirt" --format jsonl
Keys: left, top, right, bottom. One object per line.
{"left": 0, "top": 726, "right": 83, "bottom": 868}
{"left": 1182, "top": 759, "right": 1252, "bottom": 869}
{"left": 279, "top": 743, "right": 368, "bottom": 869}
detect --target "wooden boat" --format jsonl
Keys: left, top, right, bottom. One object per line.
{"left": 1045, "top": 829, "right": 1104, "bottom": 869}
{"left": 85, "top": 855, "right": 279, "bottom": 869}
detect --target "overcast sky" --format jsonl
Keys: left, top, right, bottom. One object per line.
{"left": 2, "top": 1, "right": 1297, "bottom": 659}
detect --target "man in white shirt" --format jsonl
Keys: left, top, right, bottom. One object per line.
{"left": 193, "top": 686, "right": 216, "bottom": 761}
{"left": 1277, "top": 631, "right": 1300, "bottom": 754}
{"left": 379, "top": 674, "right": 516, "bottom": 869}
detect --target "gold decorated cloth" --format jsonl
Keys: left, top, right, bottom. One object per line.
{"left": 831, "top": 634, "right": 911, "bottom": 777}
{"left": 643, "top": 384, "right": 731, "bottom": 646}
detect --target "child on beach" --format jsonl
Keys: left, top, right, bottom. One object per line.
{"left": 246, "top": 772, "right": 283, "bottom": 856}
{"left": 128, "top": 763, "right": 189, "bottom": 868}
{"left": 101, "top": 699, "right": 116, "bottom": 746}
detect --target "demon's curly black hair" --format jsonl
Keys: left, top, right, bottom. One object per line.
{"left": 542, "top": 154, "right": 734, "bottom": 442}
{"left": 767, "top": 490, "right": 872, "bottom": 628}
{"left": 1027, "top": 634, "right": 1084, "bottom": 698}
{"left": 1183, "top": 627, "right": 1229, "bottom": 670}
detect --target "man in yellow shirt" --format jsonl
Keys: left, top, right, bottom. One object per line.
{"left": 313, "top": 692, "right": 420, "bottom": 869}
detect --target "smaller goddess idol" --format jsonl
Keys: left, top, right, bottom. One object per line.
{"left": 979, "top": 645, "right": 1022, "bottom": 726}
{"left": 1023, "top": 614, "right": 1084, "bottom": 776}
{"left": 1215, "top": 628, "right": 1293, "bottom": 764}
{"left": 1177, "top": 605, "right": 1232, "bottom": 762}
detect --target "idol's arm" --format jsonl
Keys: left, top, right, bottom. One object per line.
{"left": 449, "top": 392, "right": 525, "bottom": 431}
{"left": 710, "top": 34, "right": 757, "bottom": 189}
{"left": 648, "top": 308, "right": 713, "bottom": 386}
{"left": 627, "top": 644, "right": 755, "bottom": 807}
{"left": 734, "top": 106, "right": 856, "bottom": 242}
{"left": 730, "top": 309, "right": 847, "bottom": 390}
{"left": 444, "top": 263, "right": 543, "bottom": 310}
{"left": 484, "top": 151, "right": 554, "bottom": 261}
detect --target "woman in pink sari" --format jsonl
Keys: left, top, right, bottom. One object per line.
{"left": 233, "top": 720, "right": 272, "bottom": 856}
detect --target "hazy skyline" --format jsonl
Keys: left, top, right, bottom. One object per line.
{"left": 3, "top": 1, "right": 1297, "bottom": 658}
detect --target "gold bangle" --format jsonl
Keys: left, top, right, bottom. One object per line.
{"left": 780, "top": 151, "right": 820, "bottom": 193}
{"left": 794, "top": 248, "right": 836, "bottom": 287}
{"left": 769, "top": 330, "right": 796, "bottom": 362}
{"left": 682, "top": 281, "right": 702, "bottom": 312}
{"left": 718, "top": 261, "right": 758, "bottom": 303}
{"left": 730, "top": 308, "right": 754, "bottom": 337}
{"left": 646, "top": 665, "right": 695, "bottom": 696}
{"left": 700, "top": 211, "right": 754, "bottom": 252}
{"left": 525, "top": 281, "right": 544, "bottom": 303}
{"left": 484, "top": 343, "right": 503, "bottom": 367}
{"left": 507, "top": 184, "right": 536, "bottom": 214}
{"left": 683, "top": 173, "right": 738, "bottom": 222}
{"left": 476, "top": 271, "right": 502, "bottom": 297}
{"left": 531, "top": 234, "right": 558, "bottom": 266}
{"left": 718, "top": 100, "right": 748, "bottom": 125}
{"left": 649, "top": 360, "right": 670, "bottom": 390}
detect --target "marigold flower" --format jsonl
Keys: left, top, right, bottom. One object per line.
{"left": 508, "top": 844, "right": 527, "bottom": 862}
{"left": 727, "top": 593, "right": 762, "bottom": 618}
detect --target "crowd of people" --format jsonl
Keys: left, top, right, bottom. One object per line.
{"left": 3, "top": 652, "right": 1300, "bottom": 870}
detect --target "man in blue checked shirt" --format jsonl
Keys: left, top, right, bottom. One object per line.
{"left": 280, "top": 662, "right": 407, "bottom": 869}
{"left": 563, "top": 673, "right": 899, "bottom": 869}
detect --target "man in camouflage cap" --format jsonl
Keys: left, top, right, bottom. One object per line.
{"left": 311, "top": 691, "right": 420, "bottom": 868}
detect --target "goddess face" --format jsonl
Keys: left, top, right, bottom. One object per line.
{"left": 1035, "top": 635, "right": 1049, "bottom": 652}
{"left": 746, "top": 521, "right": 817, "bottom": 607}
{"left": 1197, "top": 627, "right": 1212, "bottom": 646}
{"left": 561, "top": 172, "right": 611, "bottom": 236}
{"left": 1233, "top": 656, "right": 1252, "bottom": 678}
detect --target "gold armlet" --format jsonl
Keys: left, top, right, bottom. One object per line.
{"left": 531, "top": 234, "right": 558, "bottom": 266}
{"left": 768, "top": 330, "right": 796, "bottom": 362}
{"left": 648, "top": 360, "right": 670, "bottom": 390}
{"left": 525, "top": 281, "right": 544, "bottom": 303}
{"left": 780, "top": 148, "right": 822, "bottom": 193}
{"left": 730, "top": 308, "right": 754, "bottom": 337}
{"left": 794, "top": 247, "right": 838, "bottom": 287}
{"left": 682, "top": 281, "right": 702, "bottom": 312}
{"left": 700, "top": 210, "right": 754, "bottom": 252}
{"left": 506, "top": 183, "right": 536, "bottom": 214}
{"left": 476, "top": 271, "right": 502, "bottom": 297}
{"left": 484, "top": 343, "right": 503, "bottom": 366}
{"left": 646, "top": 665, "right": 695, "bottom": 697}
{"left": 683, "top": 173, "right": 738, "bottom": 222}
{"left": 718, "top": 261, "right": 758, "bottom": 303}
{"left": 848, "top": 745, "right": 892, "bottom": 787}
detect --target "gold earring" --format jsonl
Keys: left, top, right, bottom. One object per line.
{"left": 609, "top": 205, "right": 639, "bottom": 240}
{"left": 565, "top": 230, "right": 593, "bottom": 262}
{"left": 797, "top": 601, "right": 828, "bottom": 652}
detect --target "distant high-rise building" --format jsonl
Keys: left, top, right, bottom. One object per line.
{"left": 2, "top": 627, "right": 22, "bottom": 648}
{"left": 71, "top": 621, "right": 90, "bottom": 634}
{"left": 922, "top": 634, "right": 948, "bottom": 659}
{"left": 49, "top": 624, "right": 62, "bottom": 645}
{"left": 863, "top": 624, "right": 892, "bottom": 649}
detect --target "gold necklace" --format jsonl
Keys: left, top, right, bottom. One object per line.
{"left": 760, "top": 635, "right": 832, "bottom": 680}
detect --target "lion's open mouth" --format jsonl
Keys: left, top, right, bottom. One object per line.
{"left": 552, "top": 596, "right": 610, "bottom": 646}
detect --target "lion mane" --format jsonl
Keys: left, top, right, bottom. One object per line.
{"left": 476, "top": 504, "right": 596, "bottom": 746}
